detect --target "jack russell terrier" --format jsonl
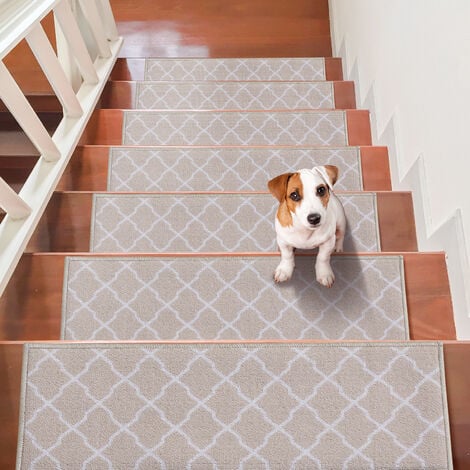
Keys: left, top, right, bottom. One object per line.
{"left": 268, "top": 165, "right": 346, "bottom": 287}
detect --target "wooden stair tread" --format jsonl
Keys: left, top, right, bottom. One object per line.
{"left": 1, "top": 340, "right": 468, "bottom": 468}
{"left": 24, "top": 190, "right": 417, "bottom": 253}
{"left": 0, "top": 252, "right": 455, "bottom": 341}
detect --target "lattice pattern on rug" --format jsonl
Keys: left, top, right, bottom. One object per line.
{"left": 135, "top": 81, "right": 334, "bottom": 110}
{"left": 17, "top": 342, "right": 452, "bottom": 469}
{"left": 90, "top": 193, "right": 380, "bottom": 253}
{"left": 108, "top": 147, "right": 363, "bottom": 192}
{"left": 144, "top": 57, "right": 326, "bottom": 81}
{"left": 62, "top": 255, "right": 408, "bottom": 341}
{"left": 122, "top": 110, "right": 347, "bottom": 146}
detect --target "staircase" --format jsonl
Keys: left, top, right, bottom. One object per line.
{"left": 1, "top": 0, "right": 469, "bottom": 468}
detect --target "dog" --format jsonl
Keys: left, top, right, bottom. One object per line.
{"left": 267, "top": 165, "right": 346, "bottom": 287}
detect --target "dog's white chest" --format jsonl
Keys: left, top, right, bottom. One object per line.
{"left": 276, "top": 218, "right": 334, "bottom": 249}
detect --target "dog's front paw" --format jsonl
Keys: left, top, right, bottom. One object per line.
{"left": 274, "top": 261, "right": 294, "bottom": 283}
{"left": 316, "top": 265, "right": 335, "bottom": 288}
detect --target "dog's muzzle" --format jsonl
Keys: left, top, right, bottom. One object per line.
{"left": 307, "top": 213, "right": 321, "bottom": 226}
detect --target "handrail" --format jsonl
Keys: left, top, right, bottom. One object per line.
{"left": 0, "top": 0, "right": 123, "bottom": 295}
{"left": 0, "top": 0, "right": 62, "bottom": 58}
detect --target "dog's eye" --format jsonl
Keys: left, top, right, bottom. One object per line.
{"left": 289, "top": 191, "right": 301, "bottom": 202}
{"left": 316, "top": 185, "right": 327, "bottom": 197}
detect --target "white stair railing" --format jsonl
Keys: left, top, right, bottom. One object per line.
{"left": 0, "top": 0, "right": 122, "bottom": 296}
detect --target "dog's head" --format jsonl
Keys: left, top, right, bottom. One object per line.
{"left": 267, "top": 165, "right": 339, "bottom": 229}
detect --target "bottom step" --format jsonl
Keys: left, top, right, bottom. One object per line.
{"left": 17, "top": 342, "right": 452, "bottom": 469}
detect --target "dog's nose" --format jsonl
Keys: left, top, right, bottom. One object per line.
{"left": 307, "top": 213, "right": 321, "bottom": 226}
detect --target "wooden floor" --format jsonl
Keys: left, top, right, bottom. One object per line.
{"left": 0, "top": 0, "right": 468, "bottom": 467}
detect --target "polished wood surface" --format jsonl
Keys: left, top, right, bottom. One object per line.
{"left": 376, "top": 192, "right": 418, "bottom": 252}
{"left": 0, "top": 343, "right": 23, "bottom": 469}
{"left": 405, "top": 253, "right": 455, "bottom": 339}
{"left": 113, "top": 0, "right": 331, "bottom": 58}
{"left": 324, "top": 58, "right": 343, "bottom": 81}
{"left": 360, "top": 147, "right": 392, "bottom": 191}
{"left": 78, "top": 110, "right": 124, "bottom": 146}
{"left": 100, "top": 81, "right": 136, "bottom": 109}
{"left": 26, "top": 193, "right": 93, "bottom": 253}
{"left": 332, "top": 81, "right": 356, "bottom": 109}
{"left": 0, "top": 252, "right": 455, "bottom": 341}
{"left": 57, "top": 147, "right": 111, "bottom": 191}
{"left": 1, "top": 340, "right": 468, "bottom": 468}
{"left": 345, "top": 110, "right": 372, "bottom": 146}
{"left": 1, "top": 0, "right": 332, "bottom": 98}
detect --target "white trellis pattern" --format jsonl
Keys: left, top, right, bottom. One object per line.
{"left": 122, "top": 110, "right": 348, "bottom": 146}
{"left": 62, "top": 255, "right": 409, "bottom": 341}
{"left": 17, "top": 342, "right": 452, "bottom": 469}
{"left": 135, "top": 81, "right": 334, "bottom": 110}
{"left": 107, "top": 147, "right": 363, "bottom": 192}
{"left": 90, "top": 193, "right": 380, "bottom": 253}
{"left": 144, "top": 57, "right": 327, "bottom": 81}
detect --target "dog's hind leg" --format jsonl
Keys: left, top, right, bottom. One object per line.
{"left": 334, "top": 202, "right": 346, "bottom": 253}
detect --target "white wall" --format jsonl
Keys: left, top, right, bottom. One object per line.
{"left": 329, "top": 0, "right": 470, "bottom": 338}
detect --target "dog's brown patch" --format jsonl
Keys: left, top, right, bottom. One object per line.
{"left": 324, "top": 165, "right": 339, "bottom": 186}
{"left": 317, "top": 184, "right": 330, "bottom": 208}
{"left": 268, "top": 172, "right": 303, "bottom": 227}
{"left": 277, "top": 203, "right": 293, "bottom": 226}
{"left": 268, "top": 172, "right": 293, "bottom": 202}
{"left": 278, "top": 173, "right": 304, "bottom": 227}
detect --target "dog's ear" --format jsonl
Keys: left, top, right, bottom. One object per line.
{"left": 268, "top": 173, "right": 293, "bottom": 202}
{"left": 313, "top": 165, "right": 338, "bottom": 189}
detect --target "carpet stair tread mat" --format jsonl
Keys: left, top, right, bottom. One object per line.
{"left": 90, "top": 193, "right": 380, "bottom": 253}
{"left": 16, "top": 342, "right": 452, "bottom": 469}
{"left": 144, "top": 57, "right": 328, "bottom": 81}
{"left": 62, "top": 255, "right": 408, "bottom": 341}
{"left": 122, "top": 110, "right": 348, "bottom": 146}
{"left": 108, "top": 146, "right": 363, "bottom": 192}
{"left": 135, "top": 81, "right": 336, "bottom": 110}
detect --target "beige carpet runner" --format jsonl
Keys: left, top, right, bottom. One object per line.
{"left": 61, "top": 255, "right": 408, "bottom": 341}
{"left": 17, "top": 56, "right": 453, "bottom": 467}
{"left": 135, "top": 81, "right": 336, "bottom": 110}
{"left": 90, "top": 193, "right": 380, "bottom": 253}
{"left": 17, "top": 342, "right": 452, "bottom": 469}
{"left": 144, "top": 57, "right": 328, "bottom": 81}
{"left": 122, "top": 110, "right": 348, "bottom": 146}
{"left": 107, "top": 146, "right": 363, "bottom": 192}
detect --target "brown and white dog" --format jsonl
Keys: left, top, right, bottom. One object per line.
{"left": 268, "top": 165, "right": 346, "bottom": 287}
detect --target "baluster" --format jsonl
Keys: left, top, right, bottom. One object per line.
{"left": 54, "top": 0, "right": 99, "bottom": 85}
{"left": 78, "top": 0, "right": 111, "bottom": 59}
{"left": 0, "top": 178, "right": 31, "bottom": 220}
{"left": 26, "top": 23, "right": 83, "bottom": 118}
{"left": 97, "top": 0, "right": 119, "bottom": 40}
